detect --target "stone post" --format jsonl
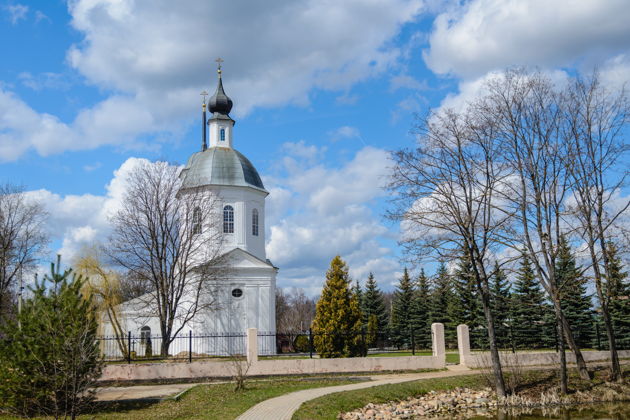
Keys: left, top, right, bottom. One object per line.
{"left": 246, "top": 328, "right": 258, "bottom": 364}
{"left": 431, "top": 322, "right": 445, "bottom": 366}
{"left": 457, "top": 324, "right": 470, "bottom": 366}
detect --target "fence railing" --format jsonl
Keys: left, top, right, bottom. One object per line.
{"left": 98, "top": 325, "right": 629, "bottom": 363}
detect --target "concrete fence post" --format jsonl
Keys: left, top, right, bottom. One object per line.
{"left": 247, "top": 328, "right": 258, "bottom": 364}
{"left": 431, "top": 323, "right": 445, "bottom": 366}
{"left": 457, "top": 324, "right": 470, "bottom": 366}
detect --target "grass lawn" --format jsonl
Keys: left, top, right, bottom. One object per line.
{"left": 0, "top": 377, "right": 357, "bottom": 420}
{"left": 293, "top": 374, "right": 486, "bottom": 420}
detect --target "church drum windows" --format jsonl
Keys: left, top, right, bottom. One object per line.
{"left": 192, "top": 206, "right": 202, "bottom": 235}
{"left": 223, "top": 205, "right": 234, "bottom": 233}
{"left": 252, "top": 208, "right": 259, "bottom": 236}
{"left": 220, "top": 128, "right": 226, "bottom": 141}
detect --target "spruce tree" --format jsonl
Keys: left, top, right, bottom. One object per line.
{"left": 556, "top": 236, "right": 595, "bottom": 348}
{"left": 362, "top": 273, "right": 389, "bottom": 335}
{"left": 448, "top": 254, "right": 483, "bottom": 336}
{"left": 490, "top": 263, "right": 511, "bottom": 348}
{"left": 0, "top": 260, "right": 102, "bottom": 418}
{"left": 429, "top": 264, "right": 456, "bottom": 347}
{"left": 411, "top": 269, "right": 432, "bottom": 348}
{"left": 511, "top": 250, "right": 547, "bottom": 348}
{"left": 604, "top": 243, "right": 630, "bottom": 349}
{"left": 390, "top": 268, "right": 415, "bottom": 348}
{"left": 312, "top": 256, "right": 364, "bottom": 357}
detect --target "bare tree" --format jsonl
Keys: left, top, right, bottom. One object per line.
{"left": 479, "top": 69, "right": 590, "bottom": 391}
{"left": 276, "top": 287, "right": 316, "bottom": 332}
{"left": 563, "top": 73, "right": 630, "bottom": 381}
{"left": 107, "top": 160, "right": 225, "bottom": 356}
{"left": 388, "top": 107, "right": 512, "bottom": 397}
{"left": 0, "top": 184, "right": 48, "bottom": 316}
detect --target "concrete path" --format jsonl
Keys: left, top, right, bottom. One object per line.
{"left": 95, "top": 383, "right": 198, "bottom": 402}
{"left": 236, "top": 365, "right": 473, "bottom": 420}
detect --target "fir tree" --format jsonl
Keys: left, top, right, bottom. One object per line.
{"left": 312, "top": 256, "right": 364, "bottom": 357}
{"left": 490, "top": 263, "right": 511, "bottom": 348}
{"left": 390, "top": 268, "right": 415, "bottom": 348}
{"left": 362, "top": 273, "right": 389, "bottom": 334}
{"left": 0, "top": 259, "right": 102, "bottom": 418}
{"left": 429, "top": 264, "right": 456, "bottom": 347}
{"left": 556, "top": 236, "right": 595, "bottom": 348}
{"left": 511, "top": 250, "right": 548, "bottom": 349}
{"left": 411, "top": 269, "right": 432, "bottom": 348}
{"left": 604, "top": 242, "right": 630, "bottom": 349}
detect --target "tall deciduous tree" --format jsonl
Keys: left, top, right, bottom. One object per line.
{"left": 312, "top": 256, "right": 363, "bottom": 358}
{"left": 108, "top": 160, "right": 225, "bottom": 356}
{"left": 480, "top": 69, "right": 590, "bottom": 390}
{"left": 389, "top": 101, "right": 512, "bottom": 396}
{"left": 0, "top": 184, "right": 48, "bottom": 316}
{"left": 563, "top": 73, "right": 630, "bottom": 381}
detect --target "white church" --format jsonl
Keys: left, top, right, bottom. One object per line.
{"left": 101, "top": 65, "right": 277, "bottom": 357}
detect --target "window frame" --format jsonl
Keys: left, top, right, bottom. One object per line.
{"left": 252, "top": 208, "right": 259, "bottom": 236}
{"left": 223, "top": 205, "right": 234, "bottom": 234}
{"left": 192, "top": 206, "right": 202, "bottom": 235}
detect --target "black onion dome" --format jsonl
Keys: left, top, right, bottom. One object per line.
{"left": 208, "top": 75, "right": 233, "bottom": 115}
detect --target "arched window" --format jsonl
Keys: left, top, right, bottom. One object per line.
{"left": 252, "top": 208, "right": 259, "bottom": 236}
{"left": 192, "top": 207, "right": 202, "bottom": 235}
{"left": 220, "top": 128, "right": 226, "bottom": 141}
{"left": 140, "top": 326, "right": 151, "bottom": 345}
{"left": 223, "top": 205, "right": 234, "bottom": 233}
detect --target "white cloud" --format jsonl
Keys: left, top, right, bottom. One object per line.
{"left": 1, "top": 1, "right": 424, "bottom": 161}
{"left": 389, "top": 74, "right": 427, "bottom": 91}
{"left": 329, "top": 126, "right": 361, "bottom": 143}
{"left": 424, "top": 0, "right": 630, "bottom": 78}
{"left": 266, "top": 144, "right": 399, "bottom": 294}
{"left": 4, "top": 4, "right": 28, "bottom": 24}
{"left": 25, "top": 157, "right": 151, "bottom": 261}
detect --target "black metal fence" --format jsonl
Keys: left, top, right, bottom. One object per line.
{"left": 97, "top": 331, "right": 250, "bottom": 363}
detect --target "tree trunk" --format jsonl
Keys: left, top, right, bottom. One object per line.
{"left": 480, "top": 289, "right": 506, "bottom": 397}
{"left": 559, "top": 312, "right": 591, "bottom": 380}
{"left": 600, "top": 305, "right": 622, "bottom": 381}
{"left": 556, "top": 311, "right": 568, "bottom": 394}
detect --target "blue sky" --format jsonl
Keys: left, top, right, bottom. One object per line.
{"left": 1, "top": 0, "right": 629, "bottom": 295}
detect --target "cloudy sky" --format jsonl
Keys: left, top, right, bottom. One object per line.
{"left": 1, "top": 0, "right": 629, "bottom": 295}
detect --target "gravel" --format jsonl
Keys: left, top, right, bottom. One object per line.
{"left": 338, "top": 387, "right": 497, "bottom": 419}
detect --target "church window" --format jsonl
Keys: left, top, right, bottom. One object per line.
{"left": 223, "top": 205, "right": 234, "bottom": 233}
{"left": 192, "top": 207, "right": 202, "bottom": 235}
{"left": 252, "top": 208, "right": 259, "bottom": 236}
{"left": 220, "top": 128, "right": 225, "bottom": 141}
{"left": 231, "top": 288, "right": 243, "bottom": 298}
{"left": 140, "top": 326, "right": 151, "bottom": 345}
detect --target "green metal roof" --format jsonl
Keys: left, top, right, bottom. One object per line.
{"left": 180, "top": 147, "right": 266, "bottom": 192}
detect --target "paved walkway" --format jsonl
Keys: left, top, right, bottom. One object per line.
{"left": 95, "top": 383, "right": 199, "bottom": 402}
{"left": 236, "top": 365, "right": 473, "bottom": 420}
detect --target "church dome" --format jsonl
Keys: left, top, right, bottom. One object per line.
{"left": 207, "top": 76, "right": 233, "bottom": 115}
{"left": 180, "top": 147, "right": 266, "bottom": 191}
